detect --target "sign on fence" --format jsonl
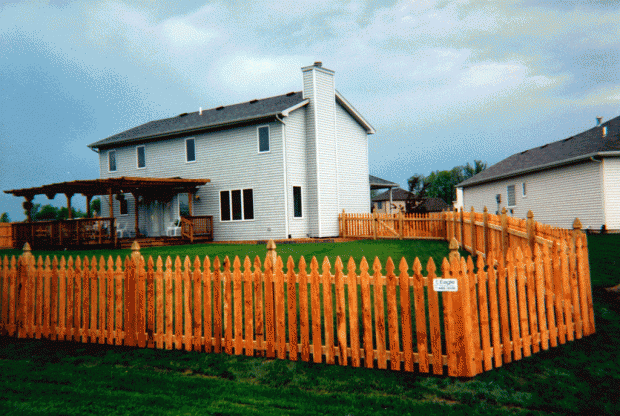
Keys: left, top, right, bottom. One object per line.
{"left": 433, "top": 278, "right": 458, "bottom": 292}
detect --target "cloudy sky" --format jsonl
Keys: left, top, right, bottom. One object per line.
{"left": 1, "top": 0, "right": 619, "bottom": 221}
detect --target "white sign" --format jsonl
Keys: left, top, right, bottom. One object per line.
{"left": 433, "top": 279, "right": 458, "bottom": 292}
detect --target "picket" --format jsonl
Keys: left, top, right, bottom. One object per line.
{"left": 0, "top": 231, "right": 596, "bottom": 379}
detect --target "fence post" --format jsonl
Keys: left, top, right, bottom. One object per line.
{"left": 459, "top": 207, "right": 465, "bottom": 248}
{"left": 16, "top": 242, "right": 33, "bottom": 338}
{"left": 266, "top": 239, "right": 277, "bottom": 335}
{"left": 501, "top": 207, "right": 508, "bottom": 261}
{"left": 572, "top": 218, "right": 582, "bottom": 241}
{"left": 125, "top": 240, "right": 140, "bottom": 347}
{"left": 398, "top": 209, "right": 404, "bottom": 240}
{"left": 449, "top": 237, "right": 460, "bottom": 263}
{"left": 372, "top": 208, "right": 377, "bottom": 240}
{"left": 341, "top": 209, "right": 347, "bottom": 238}
{"left": 526, "top": 210, "right": 535, "bottom": 258}
{"left": 483, "top": 207, "right": 489, "bottom": 260}
{"left": 470, "top": 206, "right": 476, "bottom": 257}
{"left": 453, "top": 208, "right": 458, "bottom": 245}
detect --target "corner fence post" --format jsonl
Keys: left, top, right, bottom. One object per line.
{"left": 459, "top": 207, "right": 465, "bottom": 248}
{"left": 527, "top": 210, "right": 535, "bottom": 258}
{"left": 16, "top": 242, "right": 33, "bottom": 338}
{"left": 372, "top": 208, "right": 377, "bottom": 240}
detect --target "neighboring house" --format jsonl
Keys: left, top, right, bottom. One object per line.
{"left": 88, "top": 62, "right": 375, "bottom": 241}
{"left": 455, "top": 116, "right": 620, "bottom": 230}
{"left": 372, "top": 188, "right": 450, "bottom": 214}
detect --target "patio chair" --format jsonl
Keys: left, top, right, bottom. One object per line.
{"left": 166, "top": 219, "right": 181, "bottom": 237}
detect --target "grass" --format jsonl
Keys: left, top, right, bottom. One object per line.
{"left": 0, "top": 237, "right": 619, "bottom": 415}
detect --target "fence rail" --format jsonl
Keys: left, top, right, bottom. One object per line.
{"left": 0, "top": 232, "right": 595, "bottom": 377}
{"left": 11, "top": 218, "right": 117, "bottom": 250}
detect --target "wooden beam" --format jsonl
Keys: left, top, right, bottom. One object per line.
{"left": 188, "top": 191, "right": 193, "bottom": 217}
{"left": 108, "top": 188, "right": 114, "bottom": 218}
{"left": 66, "top": 193, "right": 74, "bottom": 220}
{"left": 133, "top": 192, "right": 140, "bottom": 238}
{"left": 86, "top": 195, "right": 92, "bottom": 218}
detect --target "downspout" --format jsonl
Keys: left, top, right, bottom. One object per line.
{"left": 276, "top": 114, "right": 290, "bottom": 239}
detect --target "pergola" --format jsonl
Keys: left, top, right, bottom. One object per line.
{"left": 5, "top": 176, "right": 210, "bottom": 238}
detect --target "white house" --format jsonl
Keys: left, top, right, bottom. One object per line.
{"left": 87, "top": 62, "right": 375, "bottom": 241}
{"left": 455, "top": 116, "right": 620, "bottom": 231}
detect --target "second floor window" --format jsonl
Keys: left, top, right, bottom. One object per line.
{"left": 137, "top": 146, "right": 145, "bottom": 169}
{"left": 186, "top": 138, "right": 196, "bottom": 162}
{"left": 293, "top": 186, "right": 302, "bottom": 218}
{"left": 258, "top": 126, "right": 269, "bottom": 153}
{"left": 108, "top": 150, "right": 117, "bottom": 172}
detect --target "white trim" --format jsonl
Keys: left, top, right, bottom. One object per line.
{"left": 185, "top": 137, "right": 196, "bottom": 163}
{"left": 601, "top": 158, "right": 608, "bottom": 228}
{"left": 136, "top": 145, "right": 146, "bottom": 169}
{"left": 334, "top": 76, "right": 340, "bottom": 213}
{"left": 257, "top": 125, "right": 270, "bottom": 153}
{"left": 219, "top": 188, "right": 255, "bottom": 222}
{"left": 335, "top": 90, "right": 375, "bottom": 134}
{"left": 281, "top": 99, "right": 309, "bottom": 116}
{"left": 108, "top": 149, "right": 117, "bottom": 172}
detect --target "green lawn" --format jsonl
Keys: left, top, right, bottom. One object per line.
{"left": 0, "top": 237, "right": 619, "bottom": 415}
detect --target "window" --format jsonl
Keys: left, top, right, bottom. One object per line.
{"left": 258, "top": 126, "right": 269, "bottom": 153}
{"left": 186, "top": 138, "right": 195, "bottom": 162}
{"left": 179, "top": 193, "right": 190, "bottom": 217}
{"left": 137, "top": 146, "right": 145, "bottom": 169}
{"left": 507, "top": 185, "right": 516, "bottom": 207}
{"left": 220, "top": 189, "right": 254, "bottom": 221}
{"left": 293, "top": 186, "right": 302, "bottom": 218}
{"left": 522, "top": 182, "right": 526, "bottom": 197}
{"left": 118, "top": 195, "right": 128, "bottom": 215}
{"left": 108, "top": 150, "right": 117, "bottom": 172}
{"left": 377, "top": 201, "right": 383, "bottom": 210}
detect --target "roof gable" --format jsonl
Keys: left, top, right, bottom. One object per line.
{"left": 459, "top": 114, "right": 620, "bottom": 187}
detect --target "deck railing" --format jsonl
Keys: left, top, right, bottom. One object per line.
{"left": 11, "top": 218, "right": 116, "bottom": 249}
{"left": 181, "top": 216, "right": 213, "bottom": 243}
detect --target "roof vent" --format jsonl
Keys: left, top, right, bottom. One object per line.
{"left": 603, "top": 126, "right": 608, "bottom": 137}
{"left": 596, "top": 116, "right": 603, "bottom": 126}
{"left": 250, "top": 99, "right": 258, "bottom": 104}
{"left": 178, "top": 113, "right": 188, "bottom": 117}
{"left": 314, "top": 61, "right": 322, "bottom": 67}
{"left": 286, "top": 91, "right": 296, "bottom": 96}
{"left": 216, "top": 106, "right": 224, "bottom": 111}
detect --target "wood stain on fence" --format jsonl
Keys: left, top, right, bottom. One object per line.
{"left": 0, "top": 229, "right": 595, "bottom": 377}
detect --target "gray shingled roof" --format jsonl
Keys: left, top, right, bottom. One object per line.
{"left": 89, "top": 92, "right": 306, "bottom": 149}
{"left": 414, "top": 197, "right": 450, "bottom": 212}
{"left": 372, "top": 187, "right": 411, "bottom": 201}
{"left": 459, "top": 115, "right": 620, "bottom": 188}
{"left": 369, "top": 175, "right": 399, "bottom": 190}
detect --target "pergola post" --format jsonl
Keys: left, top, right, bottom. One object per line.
{"left": 132, "top": 192, "right": 140, "bottom": 238}
{"left": 86, "top": 195, "right": 92, "bottom": 218}
{"left": 187, "top": 190, "right": 193, "bottom": 217}
{"left": 108, "top": 188, "right": 114, "bottom": 218}
{"left": 23, "top": 195, "right": 34, "bottom": 223}
{"left": 65, "top": 193, "right": 74, "bottom": 219}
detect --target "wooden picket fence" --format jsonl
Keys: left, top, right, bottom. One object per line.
{"left": 0, "top": 223, "right": 12, "bottom": 249}
{"left": 0, "top": 232, "right": 595, "bottom": 377}
{"left": 340, "top": 211, "right": 446, "bottom": 240}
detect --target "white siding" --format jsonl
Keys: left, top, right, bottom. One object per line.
{"left": 285, "top": 108, "right": 310, "bottom": 238}
{"left": 98, "top": 122, "right": 286, "bottom": 241}
{"left": 302, "top": 66, "right": 339, "bottom": 237}
{"left": 602, "top": 157, "right": 620, "bottom": 229}
{"left": 462, "top": 160, "right": 604, "bottom": 230}
{"left": 336, "top": 102, "right": 370, "bottom": 214}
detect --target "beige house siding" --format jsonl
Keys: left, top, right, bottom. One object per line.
{"left": 372, "top": 200, "right": 405, "bottom": 214}
{"left": 602, "top": 157, "right": 620, "bottom": 229}
{"left": 462, "top": 160, "right": 605, "bottom": 230}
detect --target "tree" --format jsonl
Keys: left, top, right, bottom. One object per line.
{"left": 0, "top": 212, "right": 10, "bottom": 223}
{"left": 406, "top": 160, "right": 487, "bottom": 208}
{"left": 90, "top": 198, "right": 101, "bottom": 216}
{"left": 34, "top": 204, "right": 59, "bottom": 221}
